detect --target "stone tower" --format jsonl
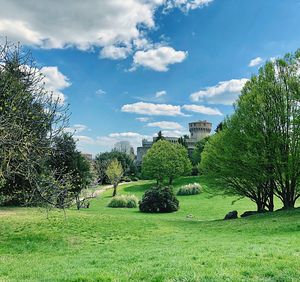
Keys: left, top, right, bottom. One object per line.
{"left": 189, "top": 120, "right": 212, "bottom": 141}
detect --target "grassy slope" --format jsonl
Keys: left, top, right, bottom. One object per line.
{"left": 0, "top": 176, "right": 299, "bottom": 282}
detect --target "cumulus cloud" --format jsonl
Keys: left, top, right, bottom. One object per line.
{"left": 121, "top": 102, "right": 185, "bottom": 116}
{"left": 160, "top": 129, "right": 189, "bottom": 138}
{"left": 136, "top": 117, "right": 151, "bottom": 122}
{"left": 182, "top": 104, "right": 222, "bottom": 115}
{"left": 165, "top": 0, "right": 213, "bottom": 12}
{"left": 0, "top": 1, "right": 159, "bottom": 50}
{"left": 155, "top": 90, "right": 167, "bottom": 98}
{"left": 100, "top": 45, "right": 131, "bottom": 60}
{"left": 131, "top": 46, "right": 187, "bottom": 71}
{"left": 249, "top": 57, "right": 264, "bottom": 67}
{"left": 75, "top": 131, "right": 151, "bottom": 152}
{"left": 147, "top": 121, "right": 183, "bottom": 130}
{"left": 190, "top": 78, "right": 249, "bottom": 105}
{"left": 65, "top": 124, "right": 89, "bottom": 133}
{"left": 0, "top": 0, "right": 212, "bottom": 64}
{"left": 41, "top": 66, "right": 71, "bottom": 103}
{"left": 74, "top": 135, "right": 95, "bottom": 145}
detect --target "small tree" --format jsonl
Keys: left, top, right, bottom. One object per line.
{"left": 142, "top": 140, "right": 191, "bottom": 184}
{"left": 154, "top": 130, "right": 165, "bottom": 142}
{"left": 106, "top": 159, "right": 123, "bottom": 197}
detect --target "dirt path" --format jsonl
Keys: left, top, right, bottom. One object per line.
{"left": 84, "top": 182, "right": 131, "bottom": 198}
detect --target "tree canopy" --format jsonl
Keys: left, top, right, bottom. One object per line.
{"left": 142, "top": 140, "right": 191, "bottom": 184}
{"left": 201, "top": 50, "right": 300, "bottom": 210}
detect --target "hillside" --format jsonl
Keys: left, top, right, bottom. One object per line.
{"left": 0, "top": 176, "right": 299, "bottom": 281}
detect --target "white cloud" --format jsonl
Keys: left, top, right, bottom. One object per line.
{"left": 160, "top": 129, "right": 189, "bottom": 138}
{"left": 0, "top": 1, "right": 159, "bottom": 50}
{"left": 131, "top": 46, "right": 187, "bottom": 71}
{"left": 155, "top": 90, "right": 167, "bottom": 98}
{"left": 0, "top": 1, "right": 212, "bottom": 62}
{"left": 147, "top": 121, "right": 183, "bottom": 130}
{"left": 75, "top": 131, "right": 151, "bottom": 152}
{"left": 74, "top": 135, "right": 95, "bottom": 145}
{"left": 249, "top": 57, "right": 264, "bottom": 67}
{"left": 182, "top": 104, "right": 222, "bottom": 115}
{"left": 100, "top": 45, "right": 131, "bottom": 60}
{"left": 41, "top": 66, "right": 71, "bottom": 104}
{"left": 65, "top": 124, "right": 88, "bottom": 133}
{"left": 190, "top": 78, "right": 249, "bottom": 105}
{"left": 96, "top": 89, "right": 106, "bottom": 96}
{"left": 121, "top": 102, "right": 185, "bottom": 116}
{"left": 165, "top": 0, "right": 213, "bottom": 12}
{"left": 136, "top": 117, "right": 151, "bottom": 122}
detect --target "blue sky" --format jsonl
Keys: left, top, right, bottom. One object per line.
{"left": 1, "top": 0, "right": 300, "bottom": 154}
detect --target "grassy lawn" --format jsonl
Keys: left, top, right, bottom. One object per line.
{"left": 0, "top": 176, "right": 299, "bottom": 282}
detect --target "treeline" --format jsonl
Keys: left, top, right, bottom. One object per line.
{"left": 201, "top": 50, "right": 300, "bottom": 211}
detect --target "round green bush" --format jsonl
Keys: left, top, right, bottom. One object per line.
{"left": 139, "top": 186, "right": 179, "bottom": 213}
{"left": 108, "top": 195, "right": 138, "bottom": 208}
{"left": 177, "top": 183, "right": 201, "bottom": 196}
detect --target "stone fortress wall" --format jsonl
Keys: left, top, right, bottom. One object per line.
{"left": 137, "top": 120, "right": 212, "bottom": 164}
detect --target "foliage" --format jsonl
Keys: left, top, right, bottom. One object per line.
{"left": 201, "top": 50, "right": 300, "bottom": 211}
{"left": 106, "top": 159, "right": 123, "bottom": 196}
{"left": 108, "top": 194, "right": 138, "bottom": 208}
{"left": 191, "top": 136, "right": 210, "bottom": 166}
{"left": 47, "top": 133, "right": 93, "bottom": 208}
{"left": 177, "top": 183, "right": 201, "bottom": 195}
{"left": 178, "top": 135, "right": 189, "bottom": 148}
{"left": 0, "top": 41, "right": 68, "bottom": 206}
{"left": 95, "top": 150, "right": 136, "bottom": 184}
{"left": 139, "top": 185, "right": 179, "bottom": 213}
{"left": 142, "top": 140, "right": 192, "bottom": 184}
{"left": 154, "top": 130, "right": 165, "bottom": 142}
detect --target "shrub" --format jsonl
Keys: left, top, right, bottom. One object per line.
{"left": 139, "top": 186, "right": 179, "bottom": 213}
{"left": 121, "top": 176, "right": 131, "bottom": 182}
{"left": 131, "top": 176, "right": 139, "bottom": 182}
{"left": 177, "top": 183, "right": 201, "bottom": 196}
{"left": 108, "top": 195, "right": 138, "bottom": 208}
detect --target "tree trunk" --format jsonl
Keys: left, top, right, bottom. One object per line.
{"left": 112, "top": 183, "right": 117, "bottom": 197}
{"left": 256, "top": 199, "right": 265, "bottom": 213}
{"left": 169, "top": 177, "right": 173, "bottom": 185}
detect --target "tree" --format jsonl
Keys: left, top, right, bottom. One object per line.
{"left": 48, "top": 133, "right": 93, "bottom": 208}
{"left": 178, "top": 135, "right": 189, "bottom": 148}
{"left": 200, "top": 123, "right": 272, "bottom": 212}
{"left": 95, "top": 150, "right": 136, "bottom": 184}
{"left": 154, "top": 131, "right": 165, "bottom": 142}
{"left": 142, "top": 140, "right": 191, "bottom": 185}
{"left": 201, "top": 50, "right": 300, "bottom": 210}
{"left": 106, "top": 159, "right": 123, "bottom": 197}
{"left": 191, "top": 136, "right": 210, "bottom": 166}
{"left": 215, "top": 122, "right": 224, "bottom": 133}
{"left": 0, "top": 41, "right": 68, "bottom": 205}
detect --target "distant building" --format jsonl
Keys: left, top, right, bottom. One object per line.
{"left": 114, "top": 141, "right": 135, "bottom": 159}
{"left": 136, "top": 120, "right": 212, "bottom": 164}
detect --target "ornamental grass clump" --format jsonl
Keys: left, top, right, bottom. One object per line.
{"left": 177, "top": 183, "right": 201, "bottom": 196}
{"left": 108, "top": 195, "right": 138, "bottom": 208}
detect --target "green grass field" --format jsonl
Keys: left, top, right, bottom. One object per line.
{"left": 0, "top": 176, "right": 299, "bottom": 282}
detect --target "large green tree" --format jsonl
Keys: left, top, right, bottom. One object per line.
{"left": 142, "top": 140, "right": 191, "bottom": 184}
{"left": 201, "top": 50, "right": 300, "bottom": 210}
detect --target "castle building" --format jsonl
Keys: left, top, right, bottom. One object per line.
{"left": 136, "top": 120, "right": 212, "bottom": 164}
